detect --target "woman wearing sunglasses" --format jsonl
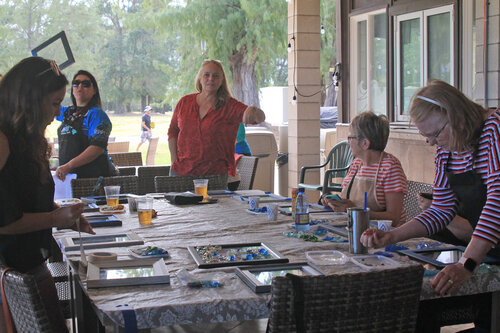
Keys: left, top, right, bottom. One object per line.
{"left": 55, "top": 70, "right": 115, "bottom": 181}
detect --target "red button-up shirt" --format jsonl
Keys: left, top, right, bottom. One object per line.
{"left": 168, "top": 93, "right": 247, "bottom": 176}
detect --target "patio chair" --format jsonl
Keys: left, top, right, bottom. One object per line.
{"left": 146, "top": 137, "right": 159, "bottom": 165}
{"left": 298, "top": 140, "right": 353, "bottom": 194}
{"left": 137, "top": 165, "right": 171, "bottom": 194}
{"left": 71, "top": 175, "right": 139, "bottom": 197}
{"left": 107, "top": 141, "right": 130, "bottom": 153}
{"left": 1, "top": 264, "right": 53, "bottom": 332}
{"left": 154, "top": 174, "right": 228, "bottom": 193}
{"left": 236, "top": 156, "right": 259, "bottom": 190}
{"left": 109, "top": 152, "right": 143, "bottom": 166}
{"left": 117, "top": 166, "right": 137, "bottom": 176}
{"left": 267, "top": 265, "right": 424, "bottom": 333}
{"left": 404, "top": 180, "right": 433, "bottom": 220}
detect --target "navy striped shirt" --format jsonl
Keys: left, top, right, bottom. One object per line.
{"left": 415, "top": 108, "right": 500, "bottom": 247}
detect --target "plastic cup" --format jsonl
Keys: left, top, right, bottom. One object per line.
{"left": 193, "top": 179, "right": 209, "bottom": 200}
{"left": 104, "top": 186, "right": 120, "bottom": 207}
{"left": 377, "top": 220, "right": 392, "bottom": 231}
{"left": 249, "top": 197, "right": 260, "bottom": 209}
{"left": 137, "top": 196, "right": 154, "bottom": 226}
{"left": 266, "top": 204, "right": 278, "bottom": 221}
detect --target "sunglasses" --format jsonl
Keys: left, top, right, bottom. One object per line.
{"left": 72, "top": 80, "right": 92, "bottom": 88}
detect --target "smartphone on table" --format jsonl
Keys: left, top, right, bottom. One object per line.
{"left": 324, "top": 194, "right": 343, "bottom": 202}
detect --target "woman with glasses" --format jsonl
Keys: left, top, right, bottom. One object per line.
{"left": 55, "top": 70, "right": 115, "bottom": 181}
{"left": 0, "top": 57, "right": 94, "bottom": 332}
{"left": 362, "top": 80, "right": 500, "bottom": 298}
{"left": 168, "top": 59, "right": 265, "bottom": 178}
{"left": 321, "top": 111, "right": 408, "bottom": 227}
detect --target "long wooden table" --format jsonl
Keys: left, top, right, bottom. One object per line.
{"left": 53, "top": 194, "right": 500, "bottom": 332}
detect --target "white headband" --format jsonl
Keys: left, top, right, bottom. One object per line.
{"left": 417, "top": 95, "right": 442, "bottom": 107}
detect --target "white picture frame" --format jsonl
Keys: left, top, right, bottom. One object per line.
{"left": 60, "top": 232, "right": 143, "bottom": 251}
{"left": 86, "top": 258, "right": 170, "bottom": 288}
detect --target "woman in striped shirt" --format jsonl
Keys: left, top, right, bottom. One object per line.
{"left": 362, "top": 80, "right": 500, "bottom": 298}
{"left": 321, "top": 111, "right": 408, "bottom": 226}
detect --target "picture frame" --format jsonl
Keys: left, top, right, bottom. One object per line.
{"left": 398, "top": 245, "right": 500, "bottom": 268}
{"left": 31, "top": 31, "right": 75, "bottom": 70}
{"left": 239, "top": 193, "right": 290, "bottom": 204}
{"left": 187, "top": 242, "right": 288, "bottom": 269}
{"left": 235, "top": 262, "right": 324, "bottom": 293}
{"left": 278, "top": 203, "right": 332, "bottom": 216}
{"left": 86, "top": 258, "right": 170, "bottom": 288}
{"left": 85, "top": 214, "right": 122, "bottom": 228}
{"left": 320, "top": 223, "right": 348, "bottom": 238}
{"left": 60, "top": 232, "right": 143, "bottom": 251}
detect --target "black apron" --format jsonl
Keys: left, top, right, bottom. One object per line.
{"left": 445, "top": 150, "right": 500, "bottom": 257}
{"left": 58, "top": 107, "right": 112, "bottom": 178}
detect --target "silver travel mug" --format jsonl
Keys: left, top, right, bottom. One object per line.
{"left": 347, "top": 207, "right": 370, "bottom": 254}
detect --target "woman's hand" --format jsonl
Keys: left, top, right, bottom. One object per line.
{"left": 320, "top": 196, "right": 354, "bottom": 212}
{"left": 431, "top": 263, "right": 472, "bottom": 296}
{"left": 418, "top": 193, "right": 432, "bottom": 210}
{"left": 360, "top": 228, "right": 394, "bottom": 248}
{"left": 50, "top": 203, "right": 85, "bottom": 228}
{"left": 55, "top": 163, "right": 72, "bottom": 181}
{"left": 71, "top": 215, "right": 96, "bottom": 235}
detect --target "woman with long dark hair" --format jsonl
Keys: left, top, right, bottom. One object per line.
{"left": 55, "top": 69, "right": 115, "bottom": 180}
{"left": 0, "top": 57, "right": 94, "bottom": 332}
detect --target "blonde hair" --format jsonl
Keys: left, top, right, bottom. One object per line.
{"left": 409, "top": 80, "right": 486, "bottom": 151}
{"left": 350, "top": 111, "right": 390, "bottom": 152}
{"left": 194, "top": 59, "right": 232, "bottom": 110}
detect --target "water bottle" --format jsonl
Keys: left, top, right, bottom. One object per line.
{"left": 295, "top": 188, "right": 310, "bottom": 232}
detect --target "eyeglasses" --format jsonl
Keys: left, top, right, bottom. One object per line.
{"left": 419, "top": 121, "right": 448, "bottom": 141}
{"left": 72, "top": 80, "right": 92, "bottom": 88}
{"left": 347, "top": 136, "right": 358, "bottom": 141}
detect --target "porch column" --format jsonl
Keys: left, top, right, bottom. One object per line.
{"left": 287, "top": 0, "right": 321, "bottom": 197}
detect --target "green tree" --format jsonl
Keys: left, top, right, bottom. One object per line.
{"left": 320, "top": 0, "right": 336, "bottom": 107}
{"left": 154, "top": 0, "right": 287, "bottom": 107}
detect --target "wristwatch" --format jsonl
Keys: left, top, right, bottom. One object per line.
{"left": 458, "top": 256, "right": 478, "bottom": 273}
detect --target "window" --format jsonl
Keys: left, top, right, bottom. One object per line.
{"left": 350, "top": 10, "right": 387, "bottom": 117}
{"left": 394, "top": 5, "right": 454, "bottom": 121}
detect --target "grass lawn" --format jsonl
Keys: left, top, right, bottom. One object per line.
{"left": 45, "top": 112, "right": 173, "bottom": 165}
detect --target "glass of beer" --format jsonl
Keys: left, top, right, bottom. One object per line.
{"left": 104, "top": 186, "right": 120, "bottom": 207}
{"left": 137, "top": 196, "right": 154, "bottom": 226}
{"left": 193, "top": 179, "right": 209, "bottom": 201}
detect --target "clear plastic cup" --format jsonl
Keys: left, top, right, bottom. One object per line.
{"left": 104, "top": 186, "right": 120, "bottom": 207}
{"left": 137, "top": 196, "right": 154, "bottom": 226}
{"left": 193, "top": 179, "right": 209, "bottom": 200}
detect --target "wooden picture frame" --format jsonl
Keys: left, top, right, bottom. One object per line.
{"left": 235, "top": 262, "right": 324, "bottom": 293}
{"left": 86, "top": 258, "right": 170, "bottom": 288}
{"left": 60, "top": 232, "right": 143, "bottom": 251}
{"left": 188, "top": 242, "right": 288, "bottom": 269}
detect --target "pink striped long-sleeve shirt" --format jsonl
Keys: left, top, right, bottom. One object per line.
{"left": 415, "top": 108, "right": 500, "bottom": 247}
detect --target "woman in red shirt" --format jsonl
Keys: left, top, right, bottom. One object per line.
{"left": 168, "top": 59, "right": 265, "bottom": 177}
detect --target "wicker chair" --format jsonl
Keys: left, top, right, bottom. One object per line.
{"left": 117, "top": 166, "right": 137, "bottom": 176}
{"left": 404, "top": 180, "right": 433, "bottom": 220}
{"left": 236, "top": 156, "right": 259, "bottom": 190}
{"left": 109, "top": 152, "right": 143, "bottom": 166}
{"left": 267, "top": 265, "right": 424, "bottom": 333}
{"left": 71, "top": 175, "right": 139, "bottom": 197}
{"left": 137, "top": 165, "right": 171, "bottom": 194}
{"left": 0, "top": 265, "right": 53, "bottom": 332}
{"left": 154, "top": 174, "right": 228, "bottom": 193}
